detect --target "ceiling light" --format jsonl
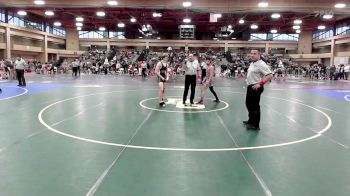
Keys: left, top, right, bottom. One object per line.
{"left": 271, "top": 29, "right": 277, "bottom": 33}
{"left": 318, "top": 25, "right": 326, "bottom": 30}
{"left": 183, "top": 18, "right": 191, "bottom": 23}
{"left": 294, "top": 19, "right": 302, "bottom": 24}
{"left": 271, "top": 13, "right": 280, "bottom": 19}
{"left": 107, "top": 1, "right": 118, "bottom": 6}
{"left": 293, "top": 25, "right": 300, "bottom": 30}
{"left": 153, "top": 12, "right": 162, "bottom": 17}
{"left": 214, "top": 13, "right": 222, "bottom": 18}
{"left": 323, "top": 14, "right": 333, "bottom": 19}
{"left": 258, "top": 2, "right": 269, "bottom": 7}
{"left": 53, "top": 22, "right": 61, "bottom": 26}
{"left": 296, "top": 29, "right": 301, "bottom": 33}
{"left": 239, "top": 19, "right": 245, "bottom": 24}
{"left": 45, "top": 11, "right": 54, "bottom": 16}
{"left": 182, "top": 1, "right": 192, "bottom": 7}
{"left": 228, "top": 25, "right": 232, "bottom": 29}
{"left": 76, "top": 17, "right": 84, "bottom": 22}
{"left": 77, "top": 27, "right": 82, "bottom": 31}
{"left": 17, "top": 11, "right": 27, "bottom": 16}
{"left": 34, "top": 0, "right": 45, "bottom": 5}
{"left": 96, "top": 11, "right": 106, "bottom": 17}
{"left": 130, "top": 18, "right": 136, "bottom": 23}
{"left": 251, "top": 24, "right": 258, "bottom": 29}
{"left": 99, "top": 27, "right": 106, "bottom": 31}
{"left": 117, "top": 23, "right": 125, "bottom": 28}
{"left": 75, "top": 22, "right": 83, "bottom": 27}
{"left": 334, "top": 3, "right": 346, "bottom": 8}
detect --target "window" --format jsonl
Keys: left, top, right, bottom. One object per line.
{"left": 53, "top": 27, "right": 66, "bottom": 37}
{"left": 250, "top": 33, "right": 267, "bottom": 40}
{"left": 336, "top": 23, "right": 350, "bottom": 36}
{"left": 8, "top": 12, "right": 43, "bottom": 31}
{"left": 79, "top": 31, "right": 109, "bottom": 39}
{"left": 269, "top": 34, "right": 299, "bottom": 41}
{"left": 0, "top": 9, "right": 5, "bottom": 22}
{"left": 109, "top": 31, "right": 126, "bottom": 39}
{"left": 313, "top": 29, "right": 334, "bottom": 40}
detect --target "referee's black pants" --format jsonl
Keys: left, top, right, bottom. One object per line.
{"left": 245, "top": 84, "right": 264, "bottom": 128}
{"left": 16, "top": 69, "right": 26, "bottom": 86}
{"left": 183, "top": 75, "right": 196, "bottom": 104}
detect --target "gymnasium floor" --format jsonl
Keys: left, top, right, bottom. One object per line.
{"left": 0, "top": 74, "right": 350, "bottom": 196}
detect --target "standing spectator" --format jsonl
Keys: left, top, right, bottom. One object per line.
{"left": 344, "top": 64, "right": 350, "bottom": 80}
{"left": 330, "top": 65, "right": 336, "bottom": 80}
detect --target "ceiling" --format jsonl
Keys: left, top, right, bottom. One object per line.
{"left": 0, "top": 0, "right": 349, "bottom": 39}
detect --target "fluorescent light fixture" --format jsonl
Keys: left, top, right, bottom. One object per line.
{"left": 271, "top": 13, "right": 280, "bottom": 19}
{"left": 214, "top": 13, "right": 222, "bottom": 18}
{"left": 17, "top": 11, "right": 27, "bottom": 16}
{"left": 271, "top": 29, "right": 277, "bottom": 33}
{"left": 76, "top": 17, "right": 84, "bottom": 22}
{"left": 239, "top": 19, "right": 245, "bottom": 24}
{"left": 153, "top": 12, "right": 162, "bottom": 17}
{"left": 318, "top": 25, "right": 326, "bottom": 30}
{"left": 183, "top": 18, "right": 191, "bottom": 23}
{"left": 45, "top": 11, "right": 54, "bottom": 16}
{"left": 334, "top": 3, "right": 346, "bottom": 8}
{"left": 53, "top": 22, "right": 61, "bottom": 26}
{"left": 182, "top": 1, "right": 192, "bottom": 7}
{"left": 323, "top": 14, "right": 333, "bottom": 19}
{"left": 258, "top": 2, "right": 269, "bottom": 7}
{"left": 77, "top": 27, "right": 82, "bottom": 31}
{"left": 99, "top": 27, "right": 106, "bottom": 31}
{"left": 117, "top": 23, "right": 125, "bottom": 28}
{"left": 294, "top": 19, "right": 302, "bottom": 24}
{"left": 107, "top": 1, "right": 118, "bottom": 6}
{"left": 293, "top": 25, "right": 300, "bottom": 30}
{"left": 34, "top": 0, "right": 45, "bottom": 5}
{"left": 75, "top": 22, "right": 83, "bottom": 27}
{"left": 251, "top": 24, "right": 258, "bottom": 29}
{"left": 130, "top": 18, "right": 136, "bottom": 23}
{"left": 96, "top": 11, "right": 106, "bottom": 17}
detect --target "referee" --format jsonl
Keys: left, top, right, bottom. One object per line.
{"left": 14, "top": 56, "right": 26, "bottom": 87}
{"left": 244, "top": 49, "right": 272, "bottom": 130}
{"left": 183, "top": 53, "right": 199, "bottom": 105}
